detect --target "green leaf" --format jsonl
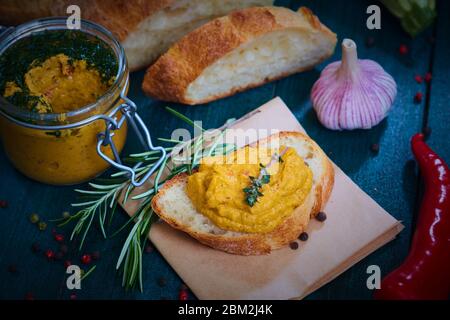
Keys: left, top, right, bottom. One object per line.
{"left": 261, "top": 175, "right": 270, "bottom": 184}
{"left": 381, "top": 0, "right": 436, "bottom": 36}
{"left": 116, "top": 217, "right": 141, "bottom": 270}
{"left": 80, "top": 265, "right": 97, "bottom": 281}
{"left": 165, "top": 107, "right": 204, "bottom": 132}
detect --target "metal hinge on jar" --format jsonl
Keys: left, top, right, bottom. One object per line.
{"left": 96, "top": 92, "right": 166, "bottom": 187}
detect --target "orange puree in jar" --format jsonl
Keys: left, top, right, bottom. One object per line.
{"left": 0, "top": 29, "right": 128, "bottom": 185}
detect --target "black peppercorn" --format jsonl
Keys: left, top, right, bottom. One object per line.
{"left": 316, "top": 212, "right": 327, "bottom": 222}
{"left": 92, "top": 251, "right": 101, "bottom": 260}
{"left": 157, "top": 277, "right": 167, "bottom": 287}
{"left": 298, "top": 232, "right": 309, "bottom": 241}
{"left": 370, "top": 143, "right": 380, "bottom": 154}
{"left": 7, "top": 264, "right": 17, "bottom": 274}
{"left": 365, "top": 36, "right": 375, "bottom": 48}
{"left": 55, "top": 251, "right": 64, "bottom": 260}
{"left": 145, "top": 243, "right": 154, "bottom": 254}
{"left": 59, "top": 244, "right": 68, "bottom": 254}
{"left": 289, "top": 242, "right": 299, "bottom": 250}
{"left": 31, "top": 242, "right": 40, "bottom": 253}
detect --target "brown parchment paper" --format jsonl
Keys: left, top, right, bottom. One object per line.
{"left": 121, "top": 97, "right": 404, "bottom": 300}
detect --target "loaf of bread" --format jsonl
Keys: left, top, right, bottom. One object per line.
{"left": 0, "top": 0, "right": 273, "bottom": 70}
{"left": 151, "top": 132, "right": 335, "bottom": 255}
{"left": 142, "top": 6, "right": 337, "bottom": 105}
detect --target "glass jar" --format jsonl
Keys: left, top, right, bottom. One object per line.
{"left": 0, "top": 19, "right": 165, "bottom": 186}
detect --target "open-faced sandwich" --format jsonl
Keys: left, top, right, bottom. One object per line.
{"left": 151, "top": 132, "right": 334, "bottom": 255}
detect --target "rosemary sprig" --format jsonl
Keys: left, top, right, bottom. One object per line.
{"left": 243, "top": 148, "right": 288, "bottom": 207}
{"left": 61, "top": 107, "right": 236, "bottom": 291}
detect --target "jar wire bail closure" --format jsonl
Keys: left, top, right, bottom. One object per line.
{"left": 96, "top": 86, "right": 167, "bottom": 187}
{"left": 0, "top": 77, "right": 167, "bottom": 187}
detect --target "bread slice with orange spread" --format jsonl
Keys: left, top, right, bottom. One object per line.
{"left": 151, "top": 132, "right": 334, "bottom": 255}
{"left": 142, "top": 6, "right": 337, "bottom": 104}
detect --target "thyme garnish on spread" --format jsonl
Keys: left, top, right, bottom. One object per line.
{"left": 243, "top": 167, "right": 271, "bottom": 207}
{"left": 243, "top": 148, "right": 288, "bottom": 207}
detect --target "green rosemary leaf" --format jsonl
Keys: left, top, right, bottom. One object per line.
{"left": 122, "top": 245, "right": 131, "bottom": 287}
{"left": 74, "top": 189, "right": 108, "bottom": 195}
{"left": 98, "top": 202, "right": 107, "bottom": 238}
{"left": 116, "top": 217, "right": 141, "bottom": 270}
{"left": 108, "top": 197, "right": 118, "bottom": 227}
{"left": 88, "top": 182, "right": 121, "bottom": 190}
{"left": 153, "top": 156, "right": 168, "bottom": 194}
{"left": 129, "top": 149, "right": 170, "bottom": 158}
{"left": 80, "top": 265, "right": 97, "bottom": 281}
{"left": 71, "top": 200, "right": 100, "bottom": 207}
{"left": 157, "top": 137, "right": 183, "bottom": 144}
{"left": 78, "top": 208, "right": 96, "bottom": 250}
{"left": 138, "top": 243, "right": 143, "bottom": 291}
{"left": 129, "top": 237, "right": 139, "bottom": 287}
{"left": 123, "top": 183, "right": 135, "bottom": 204}
{"left": 131, "top": 188, "right": 155, "bottom": 201}
{"left": 190, "top": 135, "right": 204, "bottom": 173}
{"left": 165, "top": 106, "right": 204, "bottom": 132}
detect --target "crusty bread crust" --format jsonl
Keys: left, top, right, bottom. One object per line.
{"left": 142, "top": 6, "right": 337, "bottom": 104}
{"left": 0, "top": 0, "right": 272, "bottom": 71}
{"left": 0, "top": 0, "right": 171, "bottom": 41}
{"left": 151, "top": 131, "right": 335, "bottom": 255}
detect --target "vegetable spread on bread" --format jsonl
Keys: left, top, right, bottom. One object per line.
{"left": 186, "top": 146, "right": 313, "bottom": 233}
{"left": 151, "top": 132, "right": 334, "bottom": 255}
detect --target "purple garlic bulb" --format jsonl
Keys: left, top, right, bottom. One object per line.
{"left": 311, "top": 39, "right": 397, "bottom": 130}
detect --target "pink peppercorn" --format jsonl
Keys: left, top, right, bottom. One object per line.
{"left": 399, "top": 44, "right": 409, "bottom": 55}
{"left": 179, "top": 290, "right": 189, "bottom": 300}
{"left": 414, "top": 92, "right": 423, "bottom": 103}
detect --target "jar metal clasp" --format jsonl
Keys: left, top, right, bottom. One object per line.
{"left": 0, "top": 81, "right": 166, "bottom": 187}
{"left": 96, "top": 92, "right": 166, "bottom": 187}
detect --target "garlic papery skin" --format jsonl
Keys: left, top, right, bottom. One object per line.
{"left": 311, "top": 39, "right": 397, "bottom": 130}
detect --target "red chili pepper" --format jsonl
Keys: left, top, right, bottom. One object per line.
{"left": 374, "top": 134, "right": 450, "bottom": 300}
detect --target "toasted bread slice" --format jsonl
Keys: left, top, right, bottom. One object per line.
{"left": 151, "top": 132, "right": 334, "bottom": 255}
{"left": 142, "top": 6, "right": 337, "bottom": 104}
{"left": 0, "top": 0, "right": 273, "bottom": 70}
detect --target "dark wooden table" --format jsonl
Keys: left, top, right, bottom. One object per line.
{"left": 0, "top": 0, "right": 448, "bottom": 300}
